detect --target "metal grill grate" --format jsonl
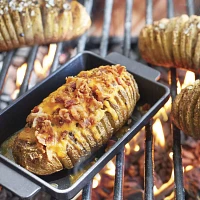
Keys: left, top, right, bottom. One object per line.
{"left": 0, "top": 0, "right": 197, "bottom": 199}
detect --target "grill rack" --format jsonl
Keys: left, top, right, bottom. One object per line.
{"left": 0, "top": 0, "right": 197, "bottom": 199}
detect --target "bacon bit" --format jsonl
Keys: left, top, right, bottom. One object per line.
{"left": 70, "top": 106, "right": 80, "bottom": 121}
{"left": 117, "top": 65, "right": 125, "bottom": 75}
{"left": 89, "top": 116, "right": 95, "bottom": 125}
{"left": 116, "top": 77, "right": 123, "bottom": 85}
{"left": 55, "top": 96, "right": 64, "bottom": 103}
{"left": 64, "top": 99, "right": 78, "bottom": 108}
{"left": 31, "top": 106, "right": 39, "bottom": 113}
{"left": 79, "top": 118, "right": 91, "bottom": 128}
{"left": 60, "top": 131, "right": 68, "bottom": 139}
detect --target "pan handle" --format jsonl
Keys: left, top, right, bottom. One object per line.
{"left": 0, "top": 157, "right": 41, "bottom": 199}
{"left": 106, "top": 52, "right": 160, "bottom": 81}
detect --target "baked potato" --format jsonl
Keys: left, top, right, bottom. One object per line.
{"left": 0, "top": 0, "right": 91, "bottom": 51}
{"left": 12, "top": 65, "right": 140, "bottom": 175}
{"left": 171, "top": 80, "right": 200, "bottom": 139}
{"left": 138, "top": 14, "right": 200, "bottom": 72}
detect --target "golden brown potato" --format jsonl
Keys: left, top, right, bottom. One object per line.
{"left": 171, "top": 80, "right": 200, "bottom": 139}
{"left": 0, "top": 0, "right": 91, "bottom": 52}
{"left": 12, "top": 65, "right": 140, "bottom": 175}
{"left": 138, "top": 14, "right": 200, "bottom": 72}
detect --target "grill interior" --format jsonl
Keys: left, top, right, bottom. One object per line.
{"left": 0, "top": 0, "right": 199, "bottom": 199}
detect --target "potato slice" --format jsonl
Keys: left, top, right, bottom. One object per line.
{"left": 172, "top": 14, "right": 189, "bottom": 68}
{"left": 163, "top": 17, "right": 177, "bottom": 66}
{"left": 186, "top": 80, "right": 200, "bottom": 137}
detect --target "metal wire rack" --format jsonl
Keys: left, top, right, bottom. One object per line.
{"left": 0, "top": 0, "right": 197, "bottom": 199}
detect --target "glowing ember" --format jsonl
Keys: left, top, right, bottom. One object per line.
{"left": 92, "top": 173, "right": 101, "bottom": 188}
{"left": 182, "top": 71, "right": 195, "bottom": 89}
{"left": 185, "top": 165, "right": 194, "bottom": 172}
{"left": 125, "top": 143, "right": 131, "bottom": 155}
{"left": 105, "top": 160, "right": 116, "bottom": 176}
{"left": 152, "top": 118, "right": 165, "bottom": 148}
{"left": 134, "top": 144, "right": 140, "bottom": 152}
{"left": 42, "top": 44, "right": 57, "bottom": 71}
{"left": 16, "top": 63, "right": 27, "bottom": 87}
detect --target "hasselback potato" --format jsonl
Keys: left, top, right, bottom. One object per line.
{"left": 12, "top": 65, "right": 140, "bottom": 175}
{"left": 0, "top": 0, "right": 91, "bottom": 52}
{"left": 171, "top": 80, "right": 200, "bottom": 139}
{"left": 138, "top": 14, "right": 200, "bottom": 72}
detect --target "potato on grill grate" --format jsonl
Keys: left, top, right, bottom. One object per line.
{"left": 12, "top": 65, "right": 140, "bottom": 175}
{"left": 138, "top": 14, "right": 200, "bottom": 72}
{"left": 171, "top": 80, "right": 200, "bottom": 138}
{"left": 0, "top": 0, "right": 91, "bottom": 51}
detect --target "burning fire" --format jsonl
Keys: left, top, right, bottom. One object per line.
{"left": 181, "top": 71, "right": 195, "bottom": 89}
{"left": 152, "top": 118, "right": 165, "bottom": 148}
{"left": 105, "top": 160, "right": 116, "bottom": 176}
{"left": 11, "top": 44, "right": 57, "bottom": 99}
{"left": 92, "top": 173, "right": 101, "bottom": 189}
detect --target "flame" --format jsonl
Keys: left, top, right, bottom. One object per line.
{"left": 105, "top": 160, "right": 116, "bottom": 176}
{"left": 134, "top": 144, "right": 140, "bottom": 152}
{"left": 16, "top": 63, "right": 27, "bottom": 87}
{"left": 34, "top": 44, "right": 57, "bottom": 77}
{"left": 164, "top": 97, "right": 172, "bottom": 113}
{"left": 152, "top": 118, "right": 165, "bottom": 148}
{"left": 169, "top": 152, "right": 173, "bottom": 160}
{"left": 177, "top": 80, "right": 181, "bottom": 94}
{"left": 185, "top": 165, "right": 194, "bottom": 172}
{"left": 92, "top": 173, "right": 101, "bottom": 189}
{"left": 125, "top": 143, "right": 131, "bottom": 155}
{"left": 42, "top": 44, "right": 57, "bottom": 70}
{"left": 182, "top": 71, "right": 195, "bottom": 89}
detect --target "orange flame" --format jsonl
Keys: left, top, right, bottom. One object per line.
{"left": 16, "top": 63, "right": 27, "bottom": 87}
{"left": 182, "top": 71, "right": 195, "bottom": 89}
{"left": 105, "top": 160, "right": 115, "bottom": 176}
{"left": 134, "top": 144, "right": 140, "bottom": 152}
{"left": 92, "top": 173, "right": 101, "bottom": 189}
{"left": 125, "top": 143, "right": 131, "bottom": 155}
{"left": 152, "top": 118, "right": 165, "bottom": 148}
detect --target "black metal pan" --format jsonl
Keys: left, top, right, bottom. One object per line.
{"left": 0, "top": 51, "right": 170, "bottom": 199}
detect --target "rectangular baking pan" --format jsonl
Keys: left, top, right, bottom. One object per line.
{"left": 0, "top": 51, "right": 170, "bottom": 199}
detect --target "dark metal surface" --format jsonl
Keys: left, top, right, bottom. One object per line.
{"left": 123, "top": 0, "right": 134, "bottom": 57}
{"left": 77, "top": 0, "right": 94, "bottom": 53}
{"left": 0, "top": 51, "right": 15, "bottom": 92}
{"left": 146, "top": 0, "right": 153, "bottom": 25}
{"left": 82, "top": 181, "right": 92, "bottom": 200}
{"left": 144, "top": 122, "right": 153, "bottom": 200}
{"left": 100, "top": 0, "right": 114, "bottom": 57}
{"left": 167, "top": 0, "right": 174, "bottom": 18}
{"left": 113, "top": 148, "right": 125, "bottom": 200}
{"left": 0, "top": 51, "right": 170, "bottom": 199}
{"left": 18, "top": 45, "right": 39, "bottom": 96}
{"left": 187, "top": 0, "right": 194, "bottom": 16}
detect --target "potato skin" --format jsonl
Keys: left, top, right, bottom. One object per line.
{"left": 171, "top": 80, "right": 200, "bottom": 139}
{"left": 0, "top": 0, "right": 91, "bottom": 52}
{"left": 12, "top": 65, "right": 140, "bottom": 175}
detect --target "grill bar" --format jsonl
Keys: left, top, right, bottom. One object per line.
{"left": 82, "top": 180, "right": 92, "bottom": 200}
{"left": 187, "top": 0, "right": 194, "bottom": 16}
{"left": 144, "top": 122, "right": 153, "bottom": 200}
{"left": 50, "top": 42, "right": 63, "bottom": 74}
{"left": 100, "top": 0, "right": 114, "bottom": 57}
{"left": 168, "top": 0, "right": 185, "bottom": 198}
{"left": 123, "top": 0, "right": 134, "bottom": 57}
{"left": 144, "top": 0, "right": 154, "bottom": 199}
{"left": 113, "top": 147, "right": 125, "bottom": 200}
{"left": 18, "top": 45, "right": 39, "bottom": 96}
{"left": 77, "top": 0, "right": 94, "bottom": 53}
{"left": 0, "top": 50, "right": 15, "bottom": 92}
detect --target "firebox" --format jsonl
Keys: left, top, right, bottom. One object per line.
{"left": 0, "top": 0, "right": 199, "bottom": 200}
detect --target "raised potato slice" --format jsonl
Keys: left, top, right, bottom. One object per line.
{"left": 13, "top": 65, "right": 139, "bottom": 175}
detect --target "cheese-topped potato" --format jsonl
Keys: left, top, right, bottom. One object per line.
{"left": 12, "top": 65, "right": 140, "bottom": 175}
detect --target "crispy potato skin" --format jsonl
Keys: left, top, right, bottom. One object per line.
{"left": 138, "top": 14, "right": 200, "bottom": 72}
{"left": 0, "top": 0, "right": 91, "bottom": 52}
{"left": 171, "top": 80, "right": 200, "bottom": 139}
{"left": 12, "top": 65, "right": 140, "bottom": 175}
